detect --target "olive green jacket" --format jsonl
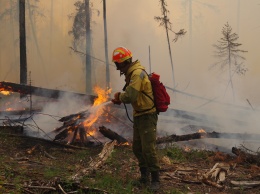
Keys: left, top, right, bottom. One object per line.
{"left": 119, "top": 60, "right": 156, "bottom": 117}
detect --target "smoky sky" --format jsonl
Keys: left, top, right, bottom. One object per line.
{"left": 0, "top": 0, "right": 260, "bottom": 108}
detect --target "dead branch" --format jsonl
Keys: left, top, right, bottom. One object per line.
{"left": 23, "top": 185, "right": 56, "bottom": 191}
{"left": 201, "top": 178, "right": 225, "bottom": 189}
{"left": 58, "top": 184, "right": 67, "bottom": 194}
{"left": 230, "top": 180, "right": 260, "bottom": 187}
{"left": 71, "top": 140, "right": 117, "bottom": 181}
{"left": 232, "top": 147, "right": 260, "bottom": 165}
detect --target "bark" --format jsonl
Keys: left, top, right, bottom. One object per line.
{"left": 99, "top": 126, "right": 128, "bottom": 144}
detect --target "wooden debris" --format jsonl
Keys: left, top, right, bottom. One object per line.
{"left": 156, "top": 131, "right": 260, "bottom": 144}
{"left": 201, "top": 177, "right": 224, "bottom": 189}
{"left": 202, "top": 163, "right": 229, "bottom": 189}
{"left": 99, "top": 126, "right": 128, "bottom": 144}
{"left": 230, "top": 180, "right": 260, "bottom": 187}
{"left": 232, "top": 147, "right": 260, "bottom": 165}
{"left": 71, "top": 140, "right": 117, "bottom": 181}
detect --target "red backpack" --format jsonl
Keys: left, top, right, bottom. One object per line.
{"left": 143, "top": 72, "right": 170, "bottom": 113}
{"left": 124, "top": 69, "right": 171, "bottom": 113}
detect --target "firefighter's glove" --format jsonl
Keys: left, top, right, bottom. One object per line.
{"left": 111, "top": 92, "right": 122, "bottom": 105}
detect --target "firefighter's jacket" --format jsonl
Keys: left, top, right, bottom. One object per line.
{"left": 119, "top": 60, "right": 156, "bottom": 117}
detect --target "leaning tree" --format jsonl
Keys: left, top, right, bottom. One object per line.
{"left": 211, "top": 22, "right": 248, "bottom": 100}
{"left": 154, "top": 0, "right": 186, "bottom": 88}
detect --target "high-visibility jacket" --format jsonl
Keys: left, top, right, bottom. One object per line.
{"left": 119, "top": 60, "right": 156, "bottom": 117}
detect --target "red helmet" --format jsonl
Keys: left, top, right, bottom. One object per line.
{"left": 112, "top": 47, "right": 132, "bottom": 63}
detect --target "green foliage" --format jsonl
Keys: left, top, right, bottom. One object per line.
{"left": 84, "top": 173, "right": 134, "bottom": 194}
{"left": 161, "top": 145, "right": 212, "bottom": 162}
{"left": 165, "top": 146, "right": 186, "bottom": 162}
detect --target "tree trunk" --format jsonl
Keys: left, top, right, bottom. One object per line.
{"left": 85, "top": 0, "right": 92, "bottom": 94}
{"left": 103, "top": 0, "right": 110, "bottom": 90}
{"left": 19, "top": 0, "right": 27, "bottom": 86}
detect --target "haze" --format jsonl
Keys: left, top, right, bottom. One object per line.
{"left": 0, "top": 1, "right": 260, "bottom": 136}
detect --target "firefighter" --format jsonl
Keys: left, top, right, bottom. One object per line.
{"left": 111, "top": 46, "right": 160, "bottom": 191}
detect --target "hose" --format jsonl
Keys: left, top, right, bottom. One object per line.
{"left": 123, "top": 103, "right": 134, "bottom": 123}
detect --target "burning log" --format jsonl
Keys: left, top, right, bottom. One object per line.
{"left": 99, "top": 126, "right": 128, "bottom": 144}
{"left": 0, "top": 81, "right": 96, "bottom": 102}
{"left": 156, "top": 131, "right": 260, "bottom": 144}
{"left": 53, "top": 111, "right": 91, "bottom": 144}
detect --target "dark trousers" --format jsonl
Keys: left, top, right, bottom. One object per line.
{"left": 132, "top": 112, "right": 160, "bottom": 172}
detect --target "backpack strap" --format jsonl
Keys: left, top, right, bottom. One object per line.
{"left": 122, "top": 68, "right": 156, "bottom": 113}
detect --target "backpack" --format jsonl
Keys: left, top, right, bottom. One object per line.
{"left": 143, "top": 72, "right": 171, "bottom": 113}
{"left": 123, "top": 69, "right": 171, "bottom": 113}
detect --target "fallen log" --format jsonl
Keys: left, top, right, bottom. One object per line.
{"left": 232, "top": 147, "right": 260, "bottom": 165}
{"left": 99, "top": 126, "right": 128, "bottom": 144}
{"left": 230, "top": 180, "right": 260, "bottom": 187}
{"left": 0, "top": 81, "right": 96, "bottom": 102}
{"left": 156, "top": 131, "right": 260, "bottom": 144}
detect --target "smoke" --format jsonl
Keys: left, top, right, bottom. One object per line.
{"left": 0, "top": 1, "right": 260, "bottom": 151}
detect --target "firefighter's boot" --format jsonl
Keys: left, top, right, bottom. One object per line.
{"left": 150, "top": 171, "right": 160, "bottom": 192}
{"left": 132, "top": 167, "right": 149, "bottom": 186}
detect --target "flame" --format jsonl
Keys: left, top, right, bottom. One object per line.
{"left": 184, "top": 145, "right": 191, "bottom": 152}
{"left": 93, "top": 86, "right": 112, "bottom": 106}
{"left": 0, "top": 91, "right": 11, "bottom": 95}
{"left": 83, "top": 86, "right": 111, "bottom": 128}
{"left": 198, "top": 129, "right": 206, "bottom": 133}
{"left": 6, "top": 108, "right": 14, "bottom": 111}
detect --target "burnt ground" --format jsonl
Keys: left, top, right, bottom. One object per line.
{"left": 0, "top": 131, "right": 259, "bottom": 194}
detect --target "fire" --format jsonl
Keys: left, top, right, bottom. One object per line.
{"left": 0, "top": 91, "right": 11, "bottom": 95}
{"left": 53, "top": 86, "right": 113, "bottom": 145}
{"left": 184, "top": 145, "right": 191, "bottom": 152}
{"left": 198, "top": 129, "right": 206, "bottom": 133}
{"left": 6, "top": 108, "right": 14, "bottom": 111}
{"left": 83, "top": 86, "right": 111, "bottom": 128}
{"left": 93, "top": 86, "right": 111, "bottom": 106}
